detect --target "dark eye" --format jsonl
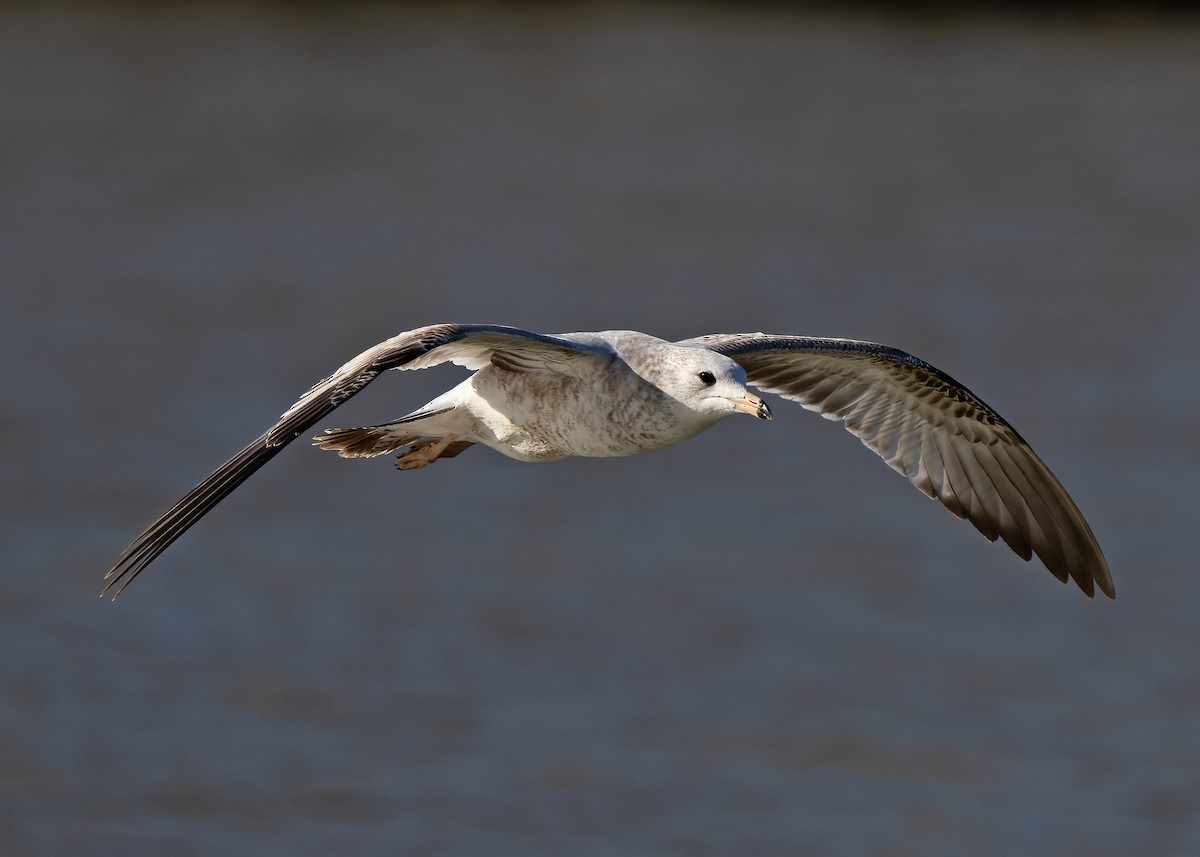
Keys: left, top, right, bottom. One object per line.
{"left": 698, "top": 371, "right": 716, "bottom": 386}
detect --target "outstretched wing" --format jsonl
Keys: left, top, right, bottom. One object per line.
{"left": 682, "top": 333, "right": 1113, "bottom": 598}
{"left": 104, "top": 323, "right": 612, "bottom": 597}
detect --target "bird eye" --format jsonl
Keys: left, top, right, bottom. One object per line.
{"left": 698, "top": 371, "right": 716, "bottom": 386}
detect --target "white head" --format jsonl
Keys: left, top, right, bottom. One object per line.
{"left": 656, "top": 347, "right": 773, "bottom": 423}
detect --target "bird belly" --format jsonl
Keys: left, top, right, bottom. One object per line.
{"left": 464, "top": 368, "right": 708, "bottom": 461}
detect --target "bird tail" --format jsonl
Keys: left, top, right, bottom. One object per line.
{"left": 312, "top": 425, "right": 421, "bottom": 458}
{"left": 312, "top": 405, "right": 459, "bottom": 458}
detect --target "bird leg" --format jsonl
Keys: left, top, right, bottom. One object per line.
{"left": 394, "top": 434, "right": 466, "bottom": 470}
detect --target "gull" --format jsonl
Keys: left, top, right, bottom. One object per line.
{"left": 104, "top": 323, "right": 1113, "bottom": 599}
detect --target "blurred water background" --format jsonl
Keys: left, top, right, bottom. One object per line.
{"left": 2, "top": 3, "right": 1199, "bottom": 855}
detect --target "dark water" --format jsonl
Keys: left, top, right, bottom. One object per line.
{"left": 3, "top": 5, "right": 1199, "bottom": 855}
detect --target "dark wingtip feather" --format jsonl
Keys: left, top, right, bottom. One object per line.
{"left": 102, "top": 433, "right": 282, "bottom": 599}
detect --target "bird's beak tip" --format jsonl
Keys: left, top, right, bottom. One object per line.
{"left": 731, "top": 394, "right": 772, "bottom": 420}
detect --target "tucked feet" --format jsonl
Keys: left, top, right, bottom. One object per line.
{"left": 394, "top": 434, "right": 470, "bottom": 470}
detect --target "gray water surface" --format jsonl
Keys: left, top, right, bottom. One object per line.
{"left": 3, "top": 5, "right": 1198, "bottom": 855}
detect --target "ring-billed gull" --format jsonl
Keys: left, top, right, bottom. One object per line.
{"left": 104, "top": 323, "right": 1113, "bottom": 599}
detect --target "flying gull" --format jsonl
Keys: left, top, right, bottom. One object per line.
{"left": 104, "top": 323, "right": 1114, "bottom": 599}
